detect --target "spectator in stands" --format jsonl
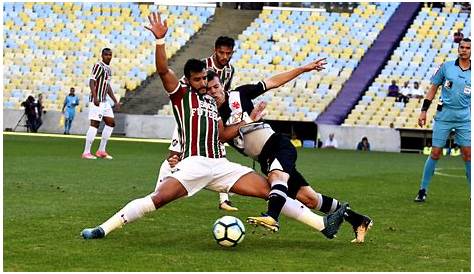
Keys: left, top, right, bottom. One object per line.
{"left": 21, "top": 95, "right": 40, "bottom": 132}
{"left": 409, "top": 81, "right": 424, "bottom": 99}
{"left": 323, "top": 133, "right": 338, "bottom": 149}
{"left": 62, "top": 87, "right": 80, "bottom": 135}
{"left": 290, "top": 133, "right": 302, "bottom": 148}
{"left": 356, "top": 137, "right": 370, "bottom": 151}
{"left": 453, "top": 28, "right": 464, "bottom": 43}
{"left": 387, "top": 80, "right": 400, "bottom": 97}
{"left": 398, "top": 81, "right": 410, "bottom": 104}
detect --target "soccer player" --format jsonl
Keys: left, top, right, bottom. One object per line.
{"left": 61, "top": 87, "right": 79, "bottom": 135}
{"left": 81, "top": 12, "right": 347, "bottom": 240}
{"left": 204, "top": 36, "right": 235, "bottom": 92}
{"left": 81, "top": 48, "right": 121, "bottom": 160}
{"left": 205, "top": 36, "right": 237, "bottom": 211}
{"left": 207, "top": 63, "right": 373, "bottom": 242}
{"left": 415, "top": 38, "right": 471, "bottom": 202}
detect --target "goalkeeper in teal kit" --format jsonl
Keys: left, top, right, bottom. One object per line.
{"left": 415, "top": 38, "right": 471, "bottom": 202}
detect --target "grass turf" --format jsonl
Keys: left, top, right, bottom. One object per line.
{"left": 3, "top": 134, "right": 470, "bottom": 271}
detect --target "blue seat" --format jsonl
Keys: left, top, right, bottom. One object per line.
{"left": 303, "top": 140, "right": 315, "bottom": 148}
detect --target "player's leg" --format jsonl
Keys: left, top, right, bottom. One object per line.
{"left": 82, "top": 119, "right": 100, "bottom": 159}
{"left": 290, "top": 170, "right": 372, "bottom": 242}
{"left": 455, "top": 121, "right": 471, "bottom": 190}
{"left": 223, "top": 167, "right": 346, "bottom": 238}
{"left": 96, "top": 110, "right": 115, "bottom": 159}
{"left": 415, "top": 121, "right": 451, "bottom": 202}
{"left": 218, "top": 192, "right": 238, "bottom": 211}
{"left": 81, "top": 177, "right": 188, "bottom": 239}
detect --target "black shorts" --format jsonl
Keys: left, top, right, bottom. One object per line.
{"left": 258, "top": 133, "right": 310, "bottom": 199}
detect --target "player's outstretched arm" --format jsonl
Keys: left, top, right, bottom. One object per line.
{"left": 145, "top": 12, "right": 179, "bottom": 93}
{"left": 418, "top": 84, "right": 439, "bottom": 127}
{"left": 264, "top": 58, "right": 327, "bottom": 90}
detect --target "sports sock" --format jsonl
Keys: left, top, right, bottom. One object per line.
{"left": 219, "top": 193, "right": 230, "bottom": 204}
{"left": 420, "top": 156, "right": 438, "bottom": 191}
{"left": 319, "top": 194, "right": 340, "bottom": 214}
{"left": 281, "top": 198, "right": 325, "bottom": 231}
{"left": 99, "top": 125, "right": 114, "bottom": 151}
{"left": 100, "top": 196, "right": 156, "bottom": 235}
{"left": 266, "top": 179, "right": 288, "bottom": 221}
{"left": 466, "top": 160, "right": 471, "bottom": 190}
{"left": 83, "top": 126, "right": 98, "bottom": 154}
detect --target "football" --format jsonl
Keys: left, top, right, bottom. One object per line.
{"left": 212, "top": 216, "right": 245, "bottom": 247}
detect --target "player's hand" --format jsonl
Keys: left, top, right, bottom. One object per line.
{"left": 145, "top": 12, "right": 168, "bottom": 39}
{"left": 114, "top": 101, "right": 121, "bottom": 111}
{"left": 303, "top": 58, "right": 327, "bottom": 72}
{"left": 93, "top": 98, "right": 100, "bottom": 107}
{"left": 167, "top": 154, "right": 180, "bottom": 168}
{"left": 250, "top": 101, "right": 267, "bottom": 122}
{"left": 418, "top": 111, "right": 427, "bottom": 127}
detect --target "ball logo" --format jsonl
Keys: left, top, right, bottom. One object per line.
{"left": 172, "top": 139, "right": 178, "bottom": 147}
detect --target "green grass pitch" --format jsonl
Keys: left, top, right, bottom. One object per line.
{"left": 3, "top": 134, "right": 470, "bottom": 271}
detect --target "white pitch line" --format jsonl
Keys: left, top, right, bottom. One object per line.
{"left": 434, "top": 168, "right": 465, "bottom": 178}
{"left": 3, "top": 132, "right": 171, "bottom": 144}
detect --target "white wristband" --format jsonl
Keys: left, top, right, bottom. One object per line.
{"left": 156, "top": 38, "right": 165, "bottom": 45}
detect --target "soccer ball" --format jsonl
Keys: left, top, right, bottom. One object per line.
{"left": 212, "top": 216, "right": 245, "bottom": 247}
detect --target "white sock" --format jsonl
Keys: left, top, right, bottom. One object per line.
{"left": 219, "top": 192, "right": 230, "bottom": 203}
{"left": 100, "top": 196, "right": 156, "bottom": 236}
{"left": 281, "top": 198, "right": 325, "bottom": 231}
{"left": 99, "top": 125, "right": 114, "bottom": 151}
{"left": 315, "top": 192, "right": 323, "bottom": 211}
{"left": 83, "top": 126, "right": 98, "bottom": 154}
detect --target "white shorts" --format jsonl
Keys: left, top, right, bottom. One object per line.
{"left": 88, "top": 101, "right": 114, "bottom": 121}
{"left": 167, "top": 156, "right": 253, "bottom": 197}
{"left": 154, "top": 159, "right": 175, "bottom": 192}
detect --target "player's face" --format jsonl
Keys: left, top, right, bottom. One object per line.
{"left": 206, "top": 76, "right": 225, "bottom": 107}
{"left": 188, "top": 70, "right": 207, "bottom": 94}
{"left": 102, "top": 50, "right": 113, "bottom": 65}
{"left": 70, "top": 88, "right": 75, "bottom": 95}
{"left": 458, "top": 41, "right": 471, "bottom": 60}
{"left": 214, "top": 46, "right": 234, "bottom": 67}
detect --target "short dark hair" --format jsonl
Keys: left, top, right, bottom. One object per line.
{"left": 461, "top": 38, "right": 471, "bottom": 43}
{"left": 184, "top": 59, "right": 206, "bottom": 79}
{"left": 102, "top": 48, "right": 112, "bottom": 55}
{"left": 215, "top": 36, "right": 235, "bottom": 49}
{"left": 206, "top": 70, "right": 220, "bottom": 83}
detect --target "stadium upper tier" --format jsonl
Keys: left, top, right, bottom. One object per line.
{"left": 343, "top": 4, "right": 470, "bottom": 129}
{"left": 158, "top": 3, "right": 399, "bottom": 120}
{"left": 3, "top": 2, "right": 215, "bottom": 111}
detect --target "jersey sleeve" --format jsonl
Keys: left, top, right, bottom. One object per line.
{"left": 168, "top": 126, "right": 182, "bottom": 152}
{"left": 430, "top": 63, "right": 445, "bottom": 86}
{"left": 234, "top": 81, "right": 267, "bottom": 99}
{"left": 168, "top": 81, "right": 187, "bottom": 105}
{"left": 224, "top": 66, "right": 235, "bottom": 91}
{"left": 90, "top": 63, "right": 103, "bottom": 81}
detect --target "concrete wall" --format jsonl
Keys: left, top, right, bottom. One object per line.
{"left": 124, "top": 115, "right": 175, "bottom": 139}
{"left": 4, "top": 110, "right": 401, "bottom": 152}
{"left": 3, "top": 109, "right": 176, "bottom": 139}
{"left": 318, "top": 124, "right": 401, "bottom": 152}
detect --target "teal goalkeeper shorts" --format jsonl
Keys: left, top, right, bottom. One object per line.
{"left": 432, "top": 119, "right": 471, "bottom": 148}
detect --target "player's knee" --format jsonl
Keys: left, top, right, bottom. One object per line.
{"left": 91, "top": 121, "right": 100, "bottom": 128}
{"left": 150, "top": 193, "right": 164, "bottom": 208}
{"left": 430, "top": 148, "right": 442, "bottom": 160}
{"left": 268, "top": 170, "right": 289, "bottom": 183}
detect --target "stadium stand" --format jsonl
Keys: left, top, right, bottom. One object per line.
{"left": 158, "top": 3, "right": 400, "bottom": 121}
{"left": 342, "top": 4, "right": 471, "bottom": 129}
{"left": 3, "top": 3, "right": 215, "bottom": 112}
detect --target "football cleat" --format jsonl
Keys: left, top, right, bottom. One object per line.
{"left": 246, "top": 214, "right": 279, "bottom": 232}
{"left": 321, "top": 202, "right": 348, "bottom": 239}
{"left": 351, "top": 215, "right": 373, "bottom": 243}
{"left": 219, "top": 200, "right": 238, "bottom": 211}
{"left": 81, "top": 153, "right": 97, "bottom": 160}
{"left": 96, "top": 150, "right": 113, "bottom": 160}
{"left": 81, "top": 226, "right": 105, "bottom": 239}
{"left": 414, "top": 189, "right": 427, "bottom": 202}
